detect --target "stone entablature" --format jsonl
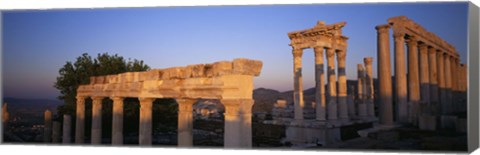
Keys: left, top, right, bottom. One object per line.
{"left": 288, "top": 21, "right": 348, "bottom": 50}
{"left": 77, "top": 58, "right": 262, "bottom": 100}
{"left": 388, "top": 16, "right": 459, "bottom": 58}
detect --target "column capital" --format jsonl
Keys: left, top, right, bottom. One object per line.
{"left": 313, "top": 46, "right": 324, "bottom": 54}
{"left": 375, "top": 24, "right": 390, "bottom": 33}
{"left": 428, "top": 47, "right": 436, "bottom": 54}
{"left": 392, "top": 31, "right": 405, "bottom": 39}
{"left": 326, "top": 48, "right": 336, "bottom": 58}
{"left": 292, "top": 48, "right": 303, "bottom": 58}
{"left": 91, "top": 96, "right": 104, "bottom": 101}
{"left": 76, "top": 96, "right": 86, "bottom": 101}
{"left": 363, "top": 57, "right": 374, "bottom": 65}
{"left": 406, "top": 36, "right": 418, "bottom": 46}
{"left": 221, "top": 99, "right": 254, "bottom": 115}
{"left": 176, "top": 98, "right": 197, "bottom": 112}
{"left": 418, "top": 43, "right": 428, "bottom": 49}
{"left": 110, "top": 96, "right": 124, "bottom": 101}
{"left": 139, "top": 97, "right": 155, "bottom": 103}
{"left": 337, "top": 50, "right": 347, "bottom": 61}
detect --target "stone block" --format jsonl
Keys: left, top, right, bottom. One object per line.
{"left": 440, "top": 115, "right": 458, "bottom": 130}
{"left": 212, "top": 61, "right": 233, "bottom": 76}
{"left": 418, "top": 114, "right": 436, "bottom": 131}
{"left": 106, "top": 75, "right": 118, "bottom": 83}
{"left": 232, "top": 58, "right": 263, "bottom": 76}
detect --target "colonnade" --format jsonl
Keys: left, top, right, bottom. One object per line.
{"left": 356, "top": 57, "right": 375, "bottom": 118}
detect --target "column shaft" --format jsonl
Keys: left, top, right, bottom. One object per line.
{"left": 139, "top": 98, "right": 153, "bottom": 145}
{"left": 444, "top": 55, "right": 452, "bottom": 114}
{"left": 52, "top": 121, "right": 61, "bottom": 143}
{"left": 111, "top": 97, "right": 124, "bottom": 145}
{"left": 292, "top": 48, "right": 304, "bottom": 120}
{"left": 364, "top": 57, "right": 374, "bottom": 117}
{"left": 394, "top": 31, "right": 408, "bottom": 124}
{"left": 91, "top": 97, "right": 103, "bottom": 144}
{"left": 326, "top": 48, "right": 338, "bottom": 120}
{"left": 419, "top": 44, "right": 430, "bottom": 105}
{"left": 222, "top": 99, "right": 254, "bottom": 148}
{"left": 337, "top": 50, "right": 349, "bottom": 120}
{"left": 314, "top": 46, "right": 327, "bottom": 121}
{"left": 75, "top": 96, "right": 85, "bottom": 144}
{"left": 63, "top": 115, "right": 72, "bottom": 143}
{"left": 177, "top": 99, "right": 196, "bottom": 147}
{"left": 436, "top": 51, "right": 446, "bottom": 114}
{"left": 357, "top": 64, "right": 367, "bottom": 117}
{"left": 428, "top": 48, "right": 438, "bottom": 110}
{"left": 376, "top": 25, "right": 393, "bottom": 125}
{"left": 44, "top": 110, "right": 52, "bottom": 143}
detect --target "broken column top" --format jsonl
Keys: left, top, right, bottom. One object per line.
{"left": 287, "top": 21, "right": 347, "bottom": 39}
{"left": 88, "top": 58, "right": 263, "bottom": 85}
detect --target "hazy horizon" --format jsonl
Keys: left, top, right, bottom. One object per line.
{"left": 2, "top": 2, "right": 468, "bottom": 100}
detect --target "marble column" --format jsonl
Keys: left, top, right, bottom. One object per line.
{"left": 376, "top": 25, "right": 393, "bottom": 125}
{"left": 91, "top": 96, "right": 103, "bottom": 144}
{"left": 337, "top": 50, "right": 349, "bottom": 120}
{"left": 111, "top": 97, "right": 124, "bottom": 145}
{"left": 428, "top": 47, "right": 438, "bottom": 110}
{"left": 394, "top": 31, "right": 408, "bottom": 124}
{"left": 75, "top": 96, "right": 86, "bottom": 144}
{"left": 444, "top": 54, "right": 452, "bottom": 114}
{"left": 139, "top": 97, "right": 154, "bottom": 145}
{"left": 357, "top": 64, "right": 367, "bottom": 118}
{"left": 314, "top": 46, "right": 327, "bottom": 121}
{"left": 292, "top": 47, "right": 304, "bottom": 120}
{"left": 177, "top": 98, "right": 196, "bottom": 147}
{"left": 407, "top": 37, "right": 420, "bottom": 125}
{"left": 326, "top": 48, "right": 338, "bottom": 120}
{"left": 63, "top": 115, "right": 72, "bottom": 143}
{"left": 364, "top": 57, "right": 374, "bottom": 117}
{"left": 419, "top": 44, "right": 430, "bottom": 105}
{"left": 44, "top": 110, "right": 52, "bottom": 143}
{"left": 222, "top": 99, "right": 254, "bottom": 148}
{"left": 436, "top": 51, "right": 446, "bottom": 115}
{"left": 52, "top": 121, "right": 61, "bottom": 143}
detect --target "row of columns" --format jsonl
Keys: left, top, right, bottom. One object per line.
{"left": 71, "top": 96, "right": 253, "bottom": 148}
{"left": 376, "top": 24, "right": 466, "bottom": 126}
{"left": 292, "top": 45, "right": 349, "bottom": 122}
{"left": 356, "top": 58, "right": 375, "bottom": 118}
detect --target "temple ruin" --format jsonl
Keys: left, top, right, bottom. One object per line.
{"left": 71, "top": 58, "right": 262, "bottom": 148}
{"left": 375, "top": 16, "right": 467, "bottom": 128}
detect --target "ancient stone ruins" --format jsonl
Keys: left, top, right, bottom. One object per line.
{"left": 35, "top": 16, "right": 467, "bottom": 148}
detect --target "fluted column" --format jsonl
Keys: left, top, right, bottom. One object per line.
{"left": 444, "top": 54, "right": 452, "bottom": 114}
{"left": 436, "top": 51, "right": 446, "bottom": 115}
{"left": 337, "top": 50, "right": 349, "bottom": 120}
{"left": 222, "top": 99, "right": 254, "bottom": 148}
{"left": 394, "top": 31, "right": 408, "bottom": 124}
{"left": 91, "top": 96, "right": 103, "bottom": 144}
{"left": 139, "top": 97, "right": 154, "bottom": 145}
{"left": 376, "top": 25, "right": 393, "bottom": 125}
{"left": 292, "top": 47, "right": 304, "bottom": 120}
{"left": 357, "top": 64, "right": 367, "bottom": 117}
{"left": 364, "top": 57, "right": 374, "bottom": 117}
{"left": 407, "top": 36, "right": 420, "bottom": 125}
{"left": 314, "top": 46, "right": 327, "bottom": 121}
{"left": 326, "top": 48, "right": 337, "bottom": 120}
{"left": 419, "top": 44, "right": 430, "bottom": 105}
{"left": 44, "top": 110, "right": 52, "bottom": 143}
{"left": 75, "top": 96, "right": 85, "bottom": 144}
{"left": 111, "top": 97, "right": 124, "bottom": 145}
{"left": 428, "top": 47, "right": 438, "bottom": 111}
{"left": 63, "top": 115, "right": 72, "bottom": 143}
{"left": 177, "top": 98, "right": 196, "bottom": 147}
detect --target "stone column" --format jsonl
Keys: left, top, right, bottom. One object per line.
{"left": 326, "top": 48, "right": 338, "bottom": 120}
{"left": 52, "top": 121, "right": 61, "bottom": 143}
{"left": 91, "top": 96, "right": 103, "bottom": 144}
{"left": 44, "top": 110, "right": 52, "bottom": 143}
{"left": 357, "top": 64, "right": 367, "bottom": 118}
{"left": 63, "top": 115, "right": 72, "bottom": 143}
{"left": 314, "top": 46, "right": 327, "bottom": 121}
{"left": 406, "top": 36, "right": 420, "bottom": 125}
{"left": 364, "top": 57, "right": 374, "bottom": 117}
{"left": 177, "top": 98, "right": 196, "bottom": 147}
{"left": 444, "top": 54, "right": 452, "bottom": 114}
{"left": 139, "top": 97, "right": 154, "bottom": 145}
{"left": 451, "top": 57, "right": 458, "bottom": 112}
{"left": 292, "top": 47, "right": 304, "bottom": 120}
{"left": 337, "top": 50, "right": 349, "bottom": 120}
{"left": 111, "top": 97, "right": 124, "bottom": 145}
{"left": 436, "top": 51, "right": 446, "bottom": 115}
{"left": 222, "top": 99, "right": 254, "bottom": 148}
{"left": 376, "top": 25, "right": 393, "bottom": 125}
{"left": 75, "top": 96, "right": 86, "bottom": 144}
{"left": 393, "top": 30, "right": 408, "bottom": 124}
{"left": 419, "top": 44, "right": 430, "bottom": 105}
{"left": 428, "top": 47, "right": 438, "bottom": 111}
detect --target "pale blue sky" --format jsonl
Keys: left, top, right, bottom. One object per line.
{"left": 2, "top": 2, "right": 468, "bottom": 99}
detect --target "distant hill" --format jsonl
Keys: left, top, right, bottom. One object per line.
{"left": 3, "top": 97, "right": 64, "bottom": 119}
